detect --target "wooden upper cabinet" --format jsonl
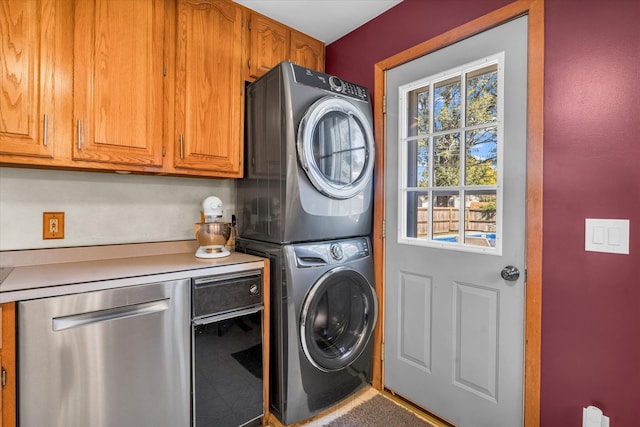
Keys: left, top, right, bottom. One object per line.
{"left": 290, "top": 29, "right": 325, "bottom": 72}
{"left": 247, "top": 13, "right": 289, "bottom": 80}
{"left": 173, "top": 0, "right": 243, "bottom": 177}
{"left": 246, "top": 11, "right": 324, "bottom": 81}
{"left": 0, "top": 0, "right": 55, "bottom": 159}
{"left": 73, "top": 0, "right": 165, "bottom": 168}
{"left": 1, "top": 0, "right": 322, "bottom": 177}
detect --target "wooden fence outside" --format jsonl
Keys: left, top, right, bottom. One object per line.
{"left": 417, "top": 207, "right": 496, "bottom": 236}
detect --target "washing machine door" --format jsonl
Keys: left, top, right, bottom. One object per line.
{"left": 297, "top": 97, "right": 375, "bottom": 199}
{"left": 300, "top": 266, "right": 377, "bottom": 372}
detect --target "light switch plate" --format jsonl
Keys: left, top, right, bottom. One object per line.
{"left": 585, "top": 218, "right": 629, "bottom": 254}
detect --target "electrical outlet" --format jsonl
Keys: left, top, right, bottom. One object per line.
{"left": 582, "top": 406, "right": 610, "bottom": 427}
{"left": 43, "top": 212, "right": 65, "bottom": 239}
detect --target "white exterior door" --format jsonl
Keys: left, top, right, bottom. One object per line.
{"left": 384, "top": 17, "right": 528, "bottom": 426}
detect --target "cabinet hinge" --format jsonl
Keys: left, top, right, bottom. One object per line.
{"left": 382, "top": 95, "right": 387, "bottom": 114}
{"left": 248, "top": 19, "right": 252, "bottom": 31}
{"left": 2, "top": 367, "right": 7, "bottom": 387}
{"left": 162, "top": 146, "right": 166, "bottom": 157}
{"left": 382, "top": 219, "right": 386, "bottom": 238}
{"left": 163, "top": 65, "right": 167, "bottom": 77}
{"left": 381, "top": 342, "right": 385, "bottom": 361}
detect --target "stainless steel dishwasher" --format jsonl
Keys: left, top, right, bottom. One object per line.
{"left": 18, "top": 279, "right": 190, "bottom": 427}
{"left": 192, "top": 270, "right": 264, "bottom": 427}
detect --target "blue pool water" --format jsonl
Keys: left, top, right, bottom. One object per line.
{"left": 435, "top": 233, "right": 496, "bottom": 245}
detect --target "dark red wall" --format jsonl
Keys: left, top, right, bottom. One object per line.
{"left": 326, "top": 0, "right": 640, "bottom": 425}
{"left": 326, "top": 0, "right": 512, "bottom": 104}
{"left": 542, "top": 0, "right": 639, "bottom": 425}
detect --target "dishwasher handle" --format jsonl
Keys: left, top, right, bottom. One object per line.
{"left": 52, "top": 298, "right": 170, "bottom": 331}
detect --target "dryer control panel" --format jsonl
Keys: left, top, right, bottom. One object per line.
{"left": 291, "top": 63, "right": 369, "bottom": 102}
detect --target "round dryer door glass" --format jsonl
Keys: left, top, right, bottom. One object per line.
{"left": 297, "top": 97, "right": 375, "bottom": 199}
{"left": 300, "top": 267, "right": 377, "bottom": 372}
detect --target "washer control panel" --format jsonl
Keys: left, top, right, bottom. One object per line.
{"left": 294, "top": 237, "right": 371, "bottom": 267}
{"left": 291, "top": 63, "right": 369, "bottom": 102}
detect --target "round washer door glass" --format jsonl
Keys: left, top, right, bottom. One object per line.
{"left": 297, "top": 97, "right": 375, "bottom": 199}
{"left": 300, "top": 267, "right": 377, "bottom": 371}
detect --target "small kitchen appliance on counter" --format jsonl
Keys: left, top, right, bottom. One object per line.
{"left": 194, "top": 196, "right": 232, "bottom": 259}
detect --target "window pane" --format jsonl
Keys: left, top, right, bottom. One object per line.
{"left": 434, "top": 76, "right": 461, "bottom": 131}
{"left": 465, "top": 127, "right": 497, "bottom": 185}
{"left": 464, "top": 190, "right": 496, "bottom": 247}
{"left": 466, "top": 64, "right": 498, "bottom": 126}
{"left": 406, "top": 191, "right": 429, "bottom": 238}
{"left": 434, "top": 133, "right": 460, "bottom": 186}
{"left": 407, "top": 139, "right": 429, "bottom": 187}
{"left": 432, "top": 191, "right": 459, "bottom": 238}
{"left": 399, "top": 54, "right": 502, "bottom": 251}
{"left": 407, "top": 87, "right": 430, "bottom": 136}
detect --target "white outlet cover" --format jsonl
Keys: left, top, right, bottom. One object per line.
{"left": 582, "top": 406, "right": 610, "bottom": 427}
{"left": 585, "top": 218, "right": 630, "bottom": 254}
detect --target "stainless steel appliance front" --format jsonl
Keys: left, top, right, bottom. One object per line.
{"left": 192, "top": 270, "right": 264, "bottom": 427}
{"left": 18, "top": 280, "right": 191, "bottom": 427}
{"left": 236, "top": 237, "right": 376, "bottom": 425}
{"left": 237, "top": 61, "right": 375, "bottom": 244}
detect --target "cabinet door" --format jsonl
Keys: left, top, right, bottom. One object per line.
{"left": 73, "top": 0, "right": 164, "bottom": 167}
{"left": 290, "top": 29, "right": 325, "bottom": 72}
{"left": 247, "top": 13, "right": 289, "bottom": 80}
{"left": 174, "top": 0, "right": 243, "bottom": 176}
{"left": 1, "top": 302, "right": 16, "bottom": 427}
{"left": 0, "top": 0, "right": 55, "bottom": 159}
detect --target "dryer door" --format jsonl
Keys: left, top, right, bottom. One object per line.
{"left": 300, "top": 266, "right": 377, "bottom": 371}
{"left": 297, "top": 97, "right": 375, "bottom": 199}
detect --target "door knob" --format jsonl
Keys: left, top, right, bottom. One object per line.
{"left": 501, "top": 265, "right": 520, "bottom": 281}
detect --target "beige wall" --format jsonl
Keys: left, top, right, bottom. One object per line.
{"left": 0, "top": 167, "right": 236, "bottom": 251}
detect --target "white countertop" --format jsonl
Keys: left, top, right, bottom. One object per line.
{"left": 0, "top": 241, "right": 265, "bottom": 302}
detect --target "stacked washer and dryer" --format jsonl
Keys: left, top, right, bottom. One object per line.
{"left": 235, "top": 62, "right": 377, "bottom": 425}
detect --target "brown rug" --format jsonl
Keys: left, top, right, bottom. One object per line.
{"left": 323, "top": 394, "right": 433, "bottom": 427}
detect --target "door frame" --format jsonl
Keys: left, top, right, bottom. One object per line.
{"left": 371, "top": 1, "right": 544, "bottom": 426}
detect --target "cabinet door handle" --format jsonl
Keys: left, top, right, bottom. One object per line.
{"left": 77, "top": 119, "right": 83, "bottom": 150}
{"left": 43, "top": 114, "right": 48, "bottom": 146}
{"left": 180, "top": 133, "right": 184, "bottom": 159}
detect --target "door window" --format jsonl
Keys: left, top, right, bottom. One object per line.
{"left": 300, "top": 268, "right": 377, "bottom": 371}
{"left": 398, "top": 54, "right": 504, "bottom": 253}
{"left": 298, "top": 97, "right": 374, "bottom": 199}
